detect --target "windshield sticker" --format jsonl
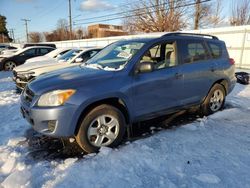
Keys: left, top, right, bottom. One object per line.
{"left": 117, "top": 51, "right": 132, "bottom": 59}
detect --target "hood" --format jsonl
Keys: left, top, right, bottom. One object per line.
{"left": 14, "top": 59, "right": 58, "bottom": 72}
{"left": 29, "top": 66, "right": 113, "bottom": 95}
{"left": 29, "top": 61, "right": 78, "bottom": 76}
{"left": 0, "top": 54, "right": 13, "bottom": 58}
{"left": 25, "top": 56, "right": 52, "bottom": 63}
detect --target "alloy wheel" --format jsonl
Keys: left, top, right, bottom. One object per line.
{"left": 87, "top": 115, "right": 120, "bottom": 147}
{"left": 4, "top": 61, "right": 16, "bottom": 71}
{"left": 209, "top": 89, "right": 224, "bottom": 112}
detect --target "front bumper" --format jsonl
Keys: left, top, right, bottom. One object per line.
{"left": 20, "top": 92, "right": 79, "bottom": 137}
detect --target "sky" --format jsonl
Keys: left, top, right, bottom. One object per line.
{"left": 0, "top": 0, "right": 231, "bottom": 43}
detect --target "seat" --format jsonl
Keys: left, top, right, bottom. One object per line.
{"left": 141, "top": 51, "right": 153, "bottom": 63}
{"left": 168, "top": 50, "right": 176, "bottom": 67}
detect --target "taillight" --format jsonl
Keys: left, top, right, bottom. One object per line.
{"left": 229, "top": 58, "right": 235, "bottom": 65}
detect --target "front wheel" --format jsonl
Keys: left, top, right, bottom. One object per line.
{"left": 76, "top": 104, "right": 126, "bottom": 153}
{"left": 201, "top": 83, "right": 226, "bottom": 116}
{"left": 4, "top": 61, "right": 16, "bottom": 71}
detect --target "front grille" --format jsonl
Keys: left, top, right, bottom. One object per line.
{"left": 23, "top": 86, "right": 34, "bottom": 104}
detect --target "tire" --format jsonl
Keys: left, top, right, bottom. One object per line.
{"left": 4, "top": 61, "right": 16, "bottom": 71}
{"left": 201, "top": 83, "right": 226, "bottom": 116}
{"left": 76, "top": 104, "right": 126, "bottom": 153}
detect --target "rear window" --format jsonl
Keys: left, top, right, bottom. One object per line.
{"left": 181, "top": 40, "right": 208, "bottom": 63}
{"left": 207, "top": 42, "right": 222, "bottom": 59}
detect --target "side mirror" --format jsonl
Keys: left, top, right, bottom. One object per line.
{"left": 75, "top": 57, "right": 83, "bottom": 63}
{"left": 137, "top": 62, "right": 154, "bottom": 73}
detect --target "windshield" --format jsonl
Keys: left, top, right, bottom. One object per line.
{"left": 58, "top": 49, "right": 82, "bottom": 62}
{"left": 84, "top": 41, "right": 145, "bottom": 71}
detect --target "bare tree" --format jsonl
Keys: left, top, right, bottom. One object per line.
{"left": 193, "top": 0, "right": 224, "bottom": 29}
{"left": 230, "top": 0, "right": 250, "bottom": 26}
{"left": 56, "top": 19, "right": 70, "bottom": 40}
{"left": 75, "top": 27, "right": 85, "bottom": 39}
{"left": 193, "top": 0, "right": 213, "bottom": 29}
{"left": 123, "top": 0, "right": 188, "bottom": 33}
{"left": 29, "top": 32, "right": 42, "bottom": 42}
{"left": 209, "top": 0, "right": 224, "bottom": 26}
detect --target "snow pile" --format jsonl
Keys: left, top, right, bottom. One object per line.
{"left": 0, "top": 72, "right": 250, "bottom": 188}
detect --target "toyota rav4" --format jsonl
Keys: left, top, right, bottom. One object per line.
{"left": 20, "top": 33, "right": 236, "bottom": 153}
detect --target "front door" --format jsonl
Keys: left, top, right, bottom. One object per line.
{"left": 131, "top": 41, "right": 184, "bottom": 119}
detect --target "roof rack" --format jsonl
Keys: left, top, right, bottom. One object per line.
{"left": 161, "top": 32, "right": 219, "bottom": 40}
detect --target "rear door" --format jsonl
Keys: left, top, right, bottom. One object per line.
{"left": 177, "top": 39, "right": 216, "bottom": 105}
{"left": 17, "top": 48, "right": 37, "bottom": 63}
{"left": 131, "top": 40, "right": 184, "bottom": 119}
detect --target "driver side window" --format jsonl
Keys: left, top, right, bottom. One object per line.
{"left": 139, "top": 41, "right": 177, "bottom": 71}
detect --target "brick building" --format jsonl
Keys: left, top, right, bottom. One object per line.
{"left": 88, "top": 24, "right": 128, "bottom": 38}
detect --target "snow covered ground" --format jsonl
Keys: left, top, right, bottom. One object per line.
{"left": 0, "top": 71, "right": 250, "bottom": 188}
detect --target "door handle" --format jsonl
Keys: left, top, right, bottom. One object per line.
{"left": 175, "top": 73, "right": 183, "bottom": 79}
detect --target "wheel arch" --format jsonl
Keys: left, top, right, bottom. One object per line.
{"left": 74, "top": 97, "right": 130, "bottom": 135}
{"left": 201, "top": 79, "right": 228, "bottom": 104}
{"left": 214, "top": 79, "right": 229, "bottom": 95}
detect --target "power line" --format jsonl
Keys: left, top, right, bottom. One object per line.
{"left": 76, "top": 0, "right": 143, "bottom": 19}
{"left": 74, "top": 0, "right": 212, "bottom": 26}
{"left": 75, "top": 1, "right": 171, "bottom": 22}
{"left": 21, "top": 19, "right": 31, "bottom": 43}
{"left": 36, "top": 0, "right": 65, "bottom": 19}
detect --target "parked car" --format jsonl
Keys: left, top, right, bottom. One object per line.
{"left": 13, "top": 47, "right": 101, "bottom": 90}
{"left": 23, "top": 43, "right": 56, "bottom": 48}
{"left": 20, "top": 33, "right": 236, "bottom": 153}
{"left": 0, "top": 46, "right": 55, "bottom": 71}
{"left": 0, "top": 44, "right": 17, "bottom": 52}
{"left": 24, "top": 48, "right": 71, "bottom": 64}
{"left": 0, "top": 48, "right": 19, "bottom": 56}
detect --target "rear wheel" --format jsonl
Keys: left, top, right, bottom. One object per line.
{"left": 201, "top": 83, "right": 226, "bottom": 116}
{"left": 4, "top": 61, "right": 16, "bottom": 71}
{"left": 76, "top": 104, "right": 126, "bottom": 153}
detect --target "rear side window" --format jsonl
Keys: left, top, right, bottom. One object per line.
{"left": 181, "top": 40, "right": 208, "bottom": 64}
{"left": 207, "top": 42, "right": 222, "bottom": 59}
{"left": 40, "top": 48, "right": 52, "bottom": 55}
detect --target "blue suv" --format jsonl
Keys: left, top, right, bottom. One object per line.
{"left": 20, "top": 33, "right": 236, "bottom": 153}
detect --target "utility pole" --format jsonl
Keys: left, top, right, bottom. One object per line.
{"left": 68, "top": 0, "right": 72, "bottom": 39}
{"left": 9, "top": 28, "right": 15, "bottom": 43}
{"left": 194, "top": 0, "right": 201, "bottom": 30}
{"left": 21, "top": 19, "right": 31, "bottom": 43}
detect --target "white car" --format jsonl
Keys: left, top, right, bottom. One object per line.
{"left": 0, "top": 49, "right": 19, "bottom": 56}
{"left": 24, "top": 48, "right": 71, "bottom": 64}
{"left": 13, "top": 47, "right": 102, "bottom": 90}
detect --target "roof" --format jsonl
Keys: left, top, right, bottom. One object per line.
{"left": 115, "top": 37, "right": 157, "bottom": 43}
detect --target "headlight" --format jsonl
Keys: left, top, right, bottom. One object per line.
{"left": 23, "top": 72, "right": 35, "bottom": 79}
{"left": 37, "top": 89, "right": 76, "bottom": 107}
